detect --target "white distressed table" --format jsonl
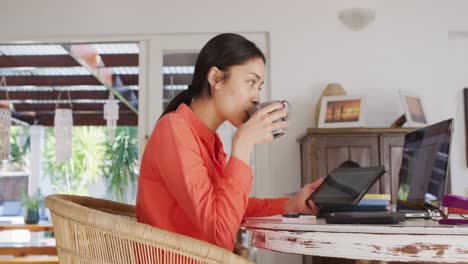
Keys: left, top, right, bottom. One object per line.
{"left": 242, "top": 218, "right": 468, "bottom": 263}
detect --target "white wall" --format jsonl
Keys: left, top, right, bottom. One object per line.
{"left": 447, "top": 32, "right": 468, "bottom": 197}
{"left": 3, "top": 1, "right": 468, "bottom": 262}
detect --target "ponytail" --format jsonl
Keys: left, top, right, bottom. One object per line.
{"left": 159, "top": 85, "right": 194, "bottom": 119}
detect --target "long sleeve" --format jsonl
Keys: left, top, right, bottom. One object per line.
{"left": 244, "top": 197, "right": 289, "bottom": 217}
{"left": 152, "top": 115, "right": 253, "bottom": 250}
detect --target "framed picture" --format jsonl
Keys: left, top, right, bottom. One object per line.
{"left": 399, "top": 90, "right": 427, "bottom": 127}
{"left": 318, "top": 95, "right": 366, "bottom": 128}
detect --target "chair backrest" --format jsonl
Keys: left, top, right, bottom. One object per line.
{"left": 45, "top": 194, "right": 254, "bottom": 264}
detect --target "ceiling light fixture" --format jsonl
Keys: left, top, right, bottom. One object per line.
{"left": 338, "top": 7, "right": 376, "bottom": 31}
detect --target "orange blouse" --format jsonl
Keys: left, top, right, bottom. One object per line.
{"left": 136, "top": 103, "right": 288, "bottom": 251}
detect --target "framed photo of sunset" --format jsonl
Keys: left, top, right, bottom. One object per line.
{"left": 318, "top": 95, "right": 366, "bottom": 128}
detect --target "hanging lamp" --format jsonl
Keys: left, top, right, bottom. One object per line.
{"left": 0, "top": 77, "right": 11, "bottom": 160}
{"left": 54, "top": 90, "right": 73, "bottom": 163}
{"left": 103, "top": 91, "right": 119, "bottom": 141}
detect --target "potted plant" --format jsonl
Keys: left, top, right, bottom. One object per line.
{"left": 44, "top": 126, "right": 105, "bottom": 195}
{"left": 20, "top": 189, "right": 42, "bottom": 224}
{"left": 101, "top": 127, "right": 138, "bottom": 203}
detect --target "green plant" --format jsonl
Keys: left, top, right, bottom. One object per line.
{"left": 20, "top": 189, "right": 42, "bottom": 210}
{"left": 42, "top": 126, "right": 138, "bottom": 201}
{"left": 10, "top": 126, "right": 30, "bottom": 166}
{"left": 43, "top": 126, "right": 106, "bottom": 195}
{"left": 101, "top": 127, "right": 138, "bottom": 202}
{"left": 0, "top": 126, "right": 30, "bottom": 172}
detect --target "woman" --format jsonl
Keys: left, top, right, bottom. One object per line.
{"left": 136, "top": 33, "right": 323, "bottom": 251}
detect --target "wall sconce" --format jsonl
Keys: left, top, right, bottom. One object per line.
{"left": 338, "top": 8, "right": 376, "bottom": 31}
{"left": 104, "top": 92, "right": 119, "bottom": 141}
{"left": 54, "top": 91, "right": 73, "bottom": 163}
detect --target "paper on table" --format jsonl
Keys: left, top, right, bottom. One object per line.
{"left": 244, "top": 214, "right": 316, "bottom": 224}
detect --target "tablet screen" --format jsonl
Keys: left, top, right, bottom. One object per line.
{"left": 307, "top": 166, "right": 386, "bottom": 207}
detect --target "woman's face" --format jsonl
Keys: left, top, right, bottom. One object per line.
{"left": 212, "top": 58, "right": 265, "bottom": 127}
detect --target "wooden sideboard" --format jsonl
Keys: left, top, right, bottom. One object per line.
{"left": 297, "top": 128, "right": 415, "bottom": 204}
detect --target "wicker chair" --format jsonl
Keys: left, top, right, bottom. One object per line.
{"left": 45, "top": 194, "right": 254, "bottom": 264}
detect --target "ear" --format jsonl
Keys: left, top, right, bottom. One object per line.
{"left": 207, "top": 66, "right": 223, "bottom": 90}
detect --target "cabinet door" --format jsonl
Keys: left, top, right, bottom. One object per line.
{"left": 380, "top": 135, "right": 405, "bottom": 203}
{"left": 301, "top": 136, "right": 312, "bottom": 185}
{"left": 317, "top": 135, "right": 380, "bottom": 193}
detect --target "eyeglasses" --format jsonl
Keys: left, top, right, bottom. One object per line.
{"left": 424, "top": 202, "right": 448, "bottom": 221}
{"left": 424, "top": 201, "right": 468, "bottom": 224}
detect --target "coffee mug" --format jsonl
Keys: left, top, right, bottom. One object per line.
{"left": 248, "top": 100, "right": 291, "bottom": 139}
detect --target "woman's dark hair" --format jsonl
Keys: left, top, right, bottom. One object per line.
{"left": 160, "top": 33, "right": 266, "bottom": 118}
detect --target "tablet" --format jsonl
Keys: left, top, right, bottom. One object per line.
{"left": 305, "top": 166, "right": 386, "bottom": 209}
{"left": 324, "top": 211, "right": 404, "bottom": 224}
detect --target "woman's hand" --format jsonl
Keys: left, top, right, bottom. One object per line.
{"left": 237, "top": 101, "right": 288, "bottom": 145}
{"left": 284, "top": 177, "right": 325, "bottom": 215}
{"left": 231, "top": 102, "right": 288, "bottom": 164}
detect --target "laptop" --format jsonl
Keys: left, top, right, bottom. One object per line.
{"left": 395, "top": 118, "right": 454, "bottom": 218}
{"left": 311, "top": 118, "right": 454, "bottom": 220}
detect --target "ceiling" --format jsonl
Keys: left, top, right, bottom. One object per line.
{"left": 0, "top": 43, "right": 199, "bottom": 126}
{"left": 0, "top": 43, "right": 140, "bottom": 126}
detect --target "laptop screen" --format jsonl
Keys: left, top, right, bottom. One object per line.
{"left": 397, "top": 119, "right": 453, "bottom": 211}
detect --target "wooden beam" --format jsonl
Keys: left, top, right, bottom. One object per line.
{"left": 68, "top": 44, "right": 138, "bottom": 114}
{"left": 0, "top": 54, "right": 138, "bottom": 68}
{"left": 0, "top": 246, "right": 57, "bottom": 257}
{"left": 118, "top": 74, "right": 139, "bottom": 86}
{"left": 1, "top": 90, "right": 138, "bottom": 101}
{"left": 44, "top": 113, "right": 137, "bottom": 126}
{"left": 2, "top": 75, "right": 138, "bottom": 86}
{"left": 12, "top": 112, "right": 138, "bottom": 126}
{"left": 4, "top": 76, "right": 100, "bottom": 86}
{"left": 0, "top": 224, "right": 53, "bottom": 232}
{"left": 100, "top": 54, "right": 138, "bottom": 67}
{"left": 0, "top": 55, "right": 79, "bottom": 67}
{"left": 12, "top": 103, "right": 133, "bottom": 112}
{"left": 12, "top": 110, "right": 133, "bottom": 116}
